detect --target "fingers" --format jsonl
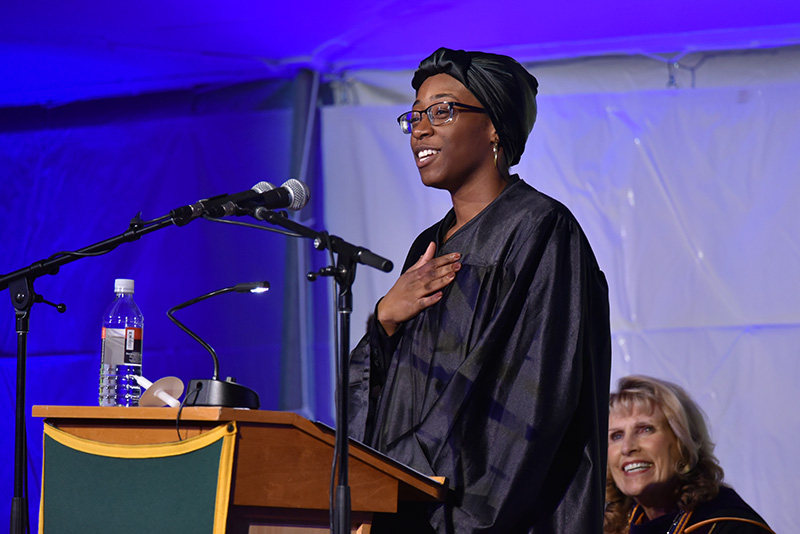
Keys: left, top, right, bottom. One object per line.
{"left": 412, "top": 243, "right": 461, "bottom": 279}
{"left": 377, "top": 245, "right": 462, "bottom": 334}
{"left": 417, "top": 255, "right": 461, "bottom": 293}
{"left": 408, "top": 241, "right": 437, "bottom": 272}
{"left": 421, "top": 241, "right": 437, "bottom": 263}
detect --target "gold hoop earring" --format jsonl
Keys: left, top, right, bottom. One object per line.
{"left": 492, "top": 143, "right": 499, "bottom": 169}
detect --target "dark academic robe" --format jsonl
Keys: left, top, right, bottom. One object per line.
{"left": 628, "top": 486, "right": 772, "bottom": 534}
{"left": 348, "top": 177, "right": 612, "bottom": 533}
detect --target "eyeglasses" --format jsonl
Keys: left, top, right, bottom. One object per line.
{"left": 397, "top": 101, "right": 486, "bottom": 134}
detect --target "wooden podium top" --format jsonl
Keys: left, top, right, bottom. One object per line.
{"left": 33, "top": 405, "right": 447, "bottom": 513}
{"left": 33, "top": 405, "right": 322, "bottom": 426}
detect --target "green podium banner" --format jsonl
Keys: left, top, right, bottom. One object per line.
{"left": 39, "top": 421, "right": 237, "bottom": 534}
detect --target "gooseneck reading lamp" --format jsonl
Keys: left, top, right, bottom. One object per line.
{"left": 167, "top": 281, "right": 268, "bottom": 409}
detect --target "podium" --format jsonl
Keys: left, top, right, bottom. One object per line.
{"left": 32, "top": 406, "right": 446, "bottom": 533}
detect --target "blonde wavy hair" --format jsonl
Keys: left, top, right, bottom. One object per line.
{"left": 604, "top": 375, "right": 725, "bottom": 534}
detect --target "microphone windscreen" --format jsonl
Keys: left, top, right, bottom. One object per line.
{"left": 282, "top": 179, "right": 311, "bottom": 210}
{"left": 252, "top": 181, "right": 276, "bottom": 194}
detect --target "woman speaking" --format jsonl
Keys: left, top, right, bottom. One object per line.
{"left": 349, "top": 47, "right": 612, "bottom": 533}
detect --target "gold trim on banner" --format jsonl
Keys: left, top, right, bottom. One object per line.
{"left": 42, "top": 421, "right": 236, "bottom": 458}
{"left": 214, "top": 422, "right": 236, "bottom": 533}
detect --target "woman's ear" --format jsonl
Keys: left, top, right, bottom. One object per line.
{"left": 490, "top": 131, "right": 501, "bottom": 149}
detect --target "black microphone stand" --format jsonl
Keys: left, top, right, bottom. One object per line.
{"left": 0, "top": 210, "right": 193, "bottom": 534}
{"left": 6, "top": 284, "right": 67, "bottom": 534}
{"left": 253, "top": 208, "right": 392, "bottom": 534}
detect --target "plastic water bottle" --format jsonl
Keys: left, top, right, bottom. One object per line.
{"left": 99, "top": 278, "right": 144, "bottom": 406}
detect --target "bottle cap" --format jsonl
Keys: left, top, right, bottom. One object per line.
{"left": 114, "top": 278, "right": 135, "bottom": 294}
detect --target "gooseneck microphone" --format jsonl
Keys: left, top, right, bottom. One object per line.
{"left": 171, "top": 179, "right": 310, "bottom": 225}
{"left": 167, "top": 281, "right": 269, "bottom": 409}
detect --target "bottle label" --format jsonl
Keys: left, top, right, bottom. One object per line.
{"left": 101, "top": 327, "right": 143, "bottom": 365}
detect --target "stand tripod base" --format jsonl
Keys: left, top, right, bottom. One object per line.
{"left": 185, "top": 378, "right": 260, "bottom": 409}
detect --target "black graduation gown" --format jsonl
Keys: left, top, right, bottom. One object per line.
{"left": 628, "top": 486, "right": 772, "bottom": 534}
{"left": 348, "top": 177, "right": 612, "bottom": 533}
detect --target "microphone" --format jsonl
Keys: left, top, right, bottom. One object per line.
{"left": 209, "top": 179, "right": 311, "bottom": 217}
{"left": 171, "top": 179, "right": 310, "bottom": 225}
{"left": 167, "top": 281, "right": 269, "bottom": 409}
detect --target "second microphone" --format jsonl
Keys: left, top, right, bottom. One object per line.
{"left": 206, "top": 179, "right": 311, "bottom": 217}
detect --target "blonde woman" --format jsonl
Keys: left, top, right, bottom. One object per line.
{"left": 605, "top": 375, "right": 773, "bottom": 534}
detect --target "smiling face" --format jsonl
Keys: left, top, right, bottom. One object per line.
{"left": 608, "top": 403, "right": 683, "bottom": 517}
{"left": 410, "top": 73, "right": 497, "bottom": 193}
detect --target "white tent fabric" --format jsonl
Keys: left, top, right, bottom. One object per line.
{"left": 322, "top": 46, "right": 800, "bottom": 533}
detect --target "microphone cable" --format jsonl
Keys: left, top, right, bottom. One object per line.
{"left": 175, "top": 383, "right": 203, "bottom": 442}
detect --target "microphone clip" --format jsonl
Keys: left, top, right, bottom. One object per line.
{"left": 128, "top": 212, "right": 146, "bottom": 231}
{"left": 306, "top": 266, "right": 339, "bottom": 282}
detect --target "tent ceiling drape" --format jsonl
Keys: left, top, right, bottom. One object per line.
{"left": 1, "top": 0, "right": 799, "bottom": 106}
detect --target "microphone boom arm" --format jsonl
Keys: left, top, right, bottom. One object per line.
{"left": 1, "top": 213, "right": 175, "bottom": 293}
{"left": 253, "top": 208, "right": 393, "bottom": 273}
